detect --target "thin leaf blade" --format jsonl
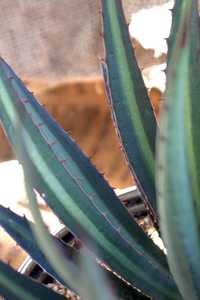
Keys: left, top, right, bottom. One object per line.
{"left": 0, "top": 205, "right": 146, "bottom": 300}
{"left": 0, "top": 58, "right": 180, "bottom": 299}
{"left": 0, "top": 205, "right": 78, "bottom": 289}
{"left": 101, "top": 0, "right": 158, "bottom": 222}
{"left": 0, "top": 261, "right": 66, "bottom": 300}
{"left": 157, "top": 1, "right": 200, "bottom": 299}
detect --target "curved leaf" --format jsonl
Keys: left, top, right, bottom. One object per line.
{"left": 101, "top": 0, "right": 158, "bottom": 223}
{"left": 0, "top": 58, "right": 180, "bottom": 299}
{"left": 157, "top": 1, "right": 200, "bottom": 299}
{"left": 0, "top": 206, "right": 146, "bottom": 300}
{"left": 0, "top": 261, "right": 65, "bottom": 300}
{"left": 0, "top": 205, "right": 145, "bottom": 300}
{"left": 0, "top": 205, "right": 78, "bottom": 289}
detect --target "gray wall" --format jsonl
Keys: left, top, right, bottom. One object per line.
{"left": 0, "top": 0, "right": 168, "bottom": 80}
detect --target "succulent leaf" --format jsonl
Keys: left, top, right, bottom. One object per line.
{"left": 0, "top": 205, "right": 145, "bottom": 300}
{"left": 157, "top": 1, "right": 200, "bottom": 299}
{"left": 167, "top": 0, "right": 182, "bottom": 65}
{"left": 0, "top": 260, "right": 66, "bottom": 300}
{"left": 26, "top": 178, "right": 140, "bottom": 300}
{"left": 101, "top": 0, "right": 158, "bottom": 223}
{"left": 0, "top": 205, "right": 78, "bottom": 289}
{"left": 0, "top": 58, "right": 180, "bottom": 299}
{"left": 25, "top": 178, "right": 95, "bottom": 300}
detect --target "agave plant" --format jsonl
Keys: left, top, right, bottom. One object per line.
{"left": 0, "top": 0, "right": 198, "bottom": 299}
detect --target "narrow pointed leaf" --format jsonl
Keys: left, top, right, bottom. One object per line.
{"left": 101, "top": 0, "right": 158, "bottom": 222}
{"left": 0, "top": 206, "right": 146, "bottom": 300}
{"left": 0, "top": 58, "right": 180, "bottom": 299}
{"left": 0, "top": 205, "right": 77, "bottom": 289}
{"left": 25, "top": 177, "right": 92, "bottom": 299}
{"left": 0, "top": 261, "right": 66, "bottom": 300}
{"left": 167, "top": 1, "right": 182, "bottom": 65}
{"left": 79, "top": 248, "right": 118, "bottom": 300}
{"left": 157, "top": 1, "right": 200, "bottom": 299}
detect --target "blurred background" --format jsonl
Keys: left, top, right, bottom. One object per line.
{"left": 0, "top": 0, "right": 169, "bottom": 79}
{"left": 0, "top": 0, "right": 172, "bottom": 268}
